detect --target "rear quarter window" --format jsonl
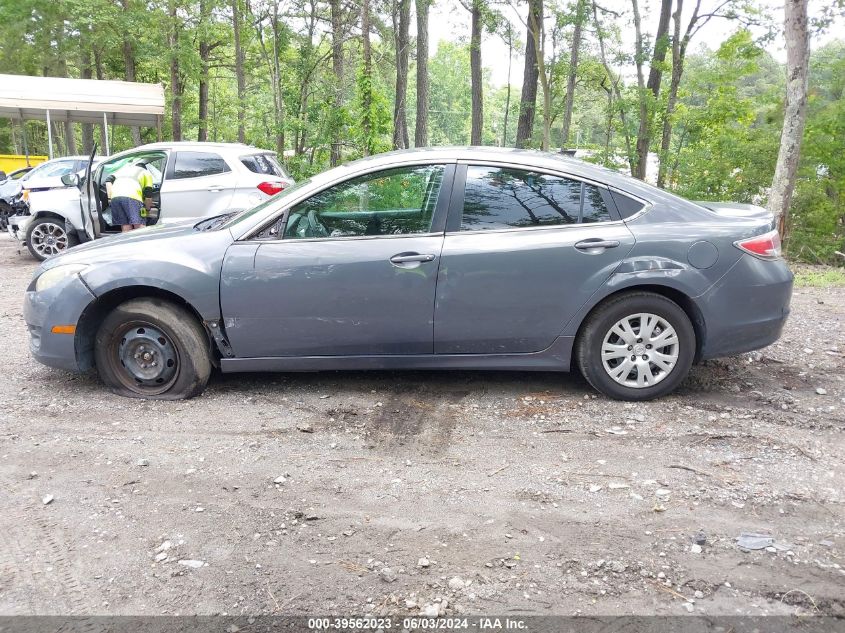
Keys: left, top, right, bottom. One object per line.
{"left": 240, "top": 153, "right": 288, "bottom": 178}
{"left": 610, "top": 190, "right": 646, "bottom": 218}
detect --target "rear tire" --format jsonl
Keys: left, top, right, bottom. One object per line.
{"left": 576, "top": 292, "right": 695, "bottom": 400}
{"left": 26, "top": 217, "right": 78, "bottom": 261}
{"left": 95, "top": 298, "right": 211, "bottom": 400}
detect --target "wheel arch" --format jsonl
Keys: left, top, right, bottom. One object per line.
{"left": 31, "top": 210, "right": 69, "bottom": 223}
{"left": 574, "top": 284, "right": 706, "bottom": 363}
{"left": 75, "top": 285, "right": 216, "bottom": 372}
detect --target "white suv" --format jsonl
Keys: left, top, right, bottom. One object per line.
{"left": 11, "top": 142, "right": 294, "bottom": 260}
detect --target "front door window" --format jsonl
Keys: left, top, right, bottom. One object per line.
{"left": 283, "top": 165, "right": 446, "bottom": 239}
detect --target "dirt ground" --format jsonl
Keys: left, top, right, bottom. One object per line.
{"left": 0, "top": 232, "right": 842, "bottom": 618}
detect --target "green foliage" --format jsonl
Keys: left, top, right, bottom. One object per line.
{"left": 793, "top": 266, "right": 845, "bottom": 287}
{"left": 0, "top": 0, "right": 842, "bottom": 265}
{"left": 786, "top": 41, "right": 845, "bottom": 263}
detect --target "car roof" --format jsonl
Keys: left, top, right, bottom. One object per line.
{"left": 330, "top": 146, "right": 661, "bottom": 200}
{"left": 134, "top": 141, "right": 274, "bottom": 154}
{"left": 39, "top": 156, "right": 94, "bottom": 162}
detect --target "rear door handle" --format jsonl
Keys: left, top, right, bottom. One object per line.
{"left": 390, "top": 253, "right": 436, "bottom": 264}
{"left": 207, "top": 185, "right": 224, "bottom": 192}
{"left": 574, "top": 239, "right": 620, "bottom": 251}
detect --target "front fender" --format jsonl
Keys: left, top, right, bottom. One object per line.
{"left": 81, "top": 262, "right": 223, "bottom": 321}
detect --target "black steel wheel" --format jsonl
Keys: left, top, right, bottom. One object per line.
{"left": 95, "top": 298, "right": 211, "bottom": 399}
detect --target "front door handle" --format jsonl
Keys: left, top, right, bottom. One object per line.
{"left": 390, "top": 253, "right": 436, "bottom": 264}
{"left": 574, "top": 239, "right": 620, "bottom": 251}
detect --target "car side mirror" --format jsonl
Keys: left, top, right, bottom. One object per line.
{"left": 61, "top": 173, "right": 80, "bottom": 188}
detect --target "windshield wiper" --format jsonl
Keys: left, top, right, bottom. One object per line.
{"left": 195, "top": 212, "right": 236, "bottom": 232}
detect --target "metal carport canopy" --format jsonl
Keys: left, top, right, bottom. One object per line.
{"left": 0, "top": 74, "right": 165, "bottom": 127}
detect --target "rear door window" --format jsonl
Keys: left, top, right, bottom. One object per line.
{"left": 172, "top": 152, "right": 231, "bottom": 179}
{"left": 460, "top": 166, "right": 613, "bottom": 231}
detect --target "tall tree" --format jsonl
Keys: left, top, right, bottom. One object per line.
{"left": 232, "top": 0, "right": 246, "bottom": 143}
{"left": 168, "top": 0, "right": 183, "bottom": 141}
{"left": 631, "top": 0, "right": 673, "bottom": 180}
{"left": 360, "top": 0, "right": 375, "bottom": 155}
{"left": 197, "top": 0, "right": 215, "bottom": 142}
{"left": 392, "top": 0, "right": 411, "bottom": 149}
{"left": 414, "top": 0, "right": 430, "bottom": 147}
{"left": 330, "top": 0, "right": 344, "bottom": 165}
{"left": 501, "top": 22, "right": 514, "bottom": 146}
{"left": 470, "top": 0, "right": 483, "bottom": 144}
{"left": 768, "top": 0, "right": 810, "bottom": 235}
{"left": 593, "top": 1, "right": 634, "bottom": 171}
{"left": 120, "top": 0, "right": 142, "bottom": 146}
{"left": 515, "top": 0, "right": 542, "bottom": 148}
{"left": 561, "top": 0, "right": 587, "bottom": 147}
{"left": 255, "top": 0, "right": 287, "bottom": 155}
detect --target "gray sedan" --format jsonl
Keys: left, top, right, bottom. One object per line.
{"left": 23, "top": 147, "right": 793, "bottom": 400}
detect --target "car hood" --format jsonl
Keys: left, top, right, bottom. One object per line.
{"left": 40, "top": 219, "right": 216, "bottom": 270}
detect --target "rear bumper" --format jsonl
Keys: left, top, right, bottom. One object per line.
{"left": 23, "top": 274, "right": 96, "bottom": 372}
{"left": 698, "top": 255, "right": 793, "bottom": 360}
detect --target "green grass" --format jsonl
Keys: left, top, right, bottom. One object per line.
{"left": 793, "top": 266, "right": 845, "bottom": 287}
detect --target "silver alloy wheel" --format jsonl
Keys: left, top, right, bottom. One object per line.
{"left": 29, "top": 221, "right": 68, "bottom": 258}
{"left": 600, "top": 313, "right": 680, "bottom": 388}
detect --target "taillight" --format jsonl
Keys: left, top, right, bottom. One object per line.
{"left": 734, "top": 229, "right": 782, "bottom": 260}
{"left": 257, "top": 181, "right": 284, "bottom": 196}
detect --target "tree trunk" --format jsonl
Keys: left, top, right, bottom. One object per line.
{"left": 120, "top": 0, "right": 142, "bottom": 146}
{"left": 92, "top": 47, "right": 108, "bottom": 148}
{"left": 768, "top": 0, "right": 810, "bottom": 236}
{"left": 414, "top": 0, "right": 430, "bottom": 147}
{"left": 561, "top": 0, "right": 586, "bottom": 147}
{"left": 361, "top": 0, "right": 374, "bottom": 155}
{"left": 632, "top": 0, "right": 672, "bottom": 180}
{"left": 392, "top": 0, "right": 411, "bottom": 149}
{"left": 470, "top": 0, "right": 483, "bottom": 145}
{"left": 169, "top": 0, "right": 182, "bottom": 141}
{"left": 79, "top": 37, "right": 95, "bottom": 154}
{"left": 533, "top": 8, "right": 551, "bottom": 151}
{"left": 594, "top": 1, "right": 634, "bottom": 173}
{"left": 657, "top": 0, "right": 684, "bottom": 189}
{"left": 515, "top": 0, "right": 542, "bottom": 148}
{"left": 502, "top": 26, "right": 513, "bottom": 146}
{"left": 330, "top": 0, "right": 344, "bottom": 165}
{"left": 232, "top": 0, "right": 246, "bottom": 143}
{"left": 657, "top": 0, "right": 707, "bottom": 188}
{"left": 272, "top": 2, "right": 285, "bottom": 157}
{"left": 198, "top": 0, "right": 210, "bottom": 142}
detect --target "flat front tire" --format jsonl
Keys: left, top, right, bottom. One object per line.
{"left": 95, "top": 298, "right": 211, "bottom": 400}
{"left": 576, "top": 292, "right": 695, "bottom": 401}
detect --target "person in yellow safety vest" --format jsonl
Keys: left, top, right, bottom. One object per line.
{"left": 106, "top": 162, "right": 154, "bottom": 232}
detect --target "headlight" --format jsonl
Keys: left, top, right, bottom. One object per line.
{"left": 35, "top": 264, "right": 88, "bottom": 292}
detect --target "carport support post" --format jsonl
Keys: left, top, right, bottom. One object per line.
{"left": 20, "top": 114, "right": 30, "bottom": 165}
{"left": 103, "top": 112, "right": 110, "bottom": 156}
{"left": 45, "top": 109, "right": 53, "bottom": 159}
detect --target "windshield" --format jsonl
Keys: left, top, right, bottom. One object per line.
{"left": 217, "top": 178, "right": 311, "bottom": 231}
{"left": 26, "top": 160, "right": 77, "bottom": 179}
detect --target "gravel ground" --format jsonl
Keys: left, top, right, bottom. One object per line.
{"left": 0, "top": 233, "right": 842, "bottom": 617}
